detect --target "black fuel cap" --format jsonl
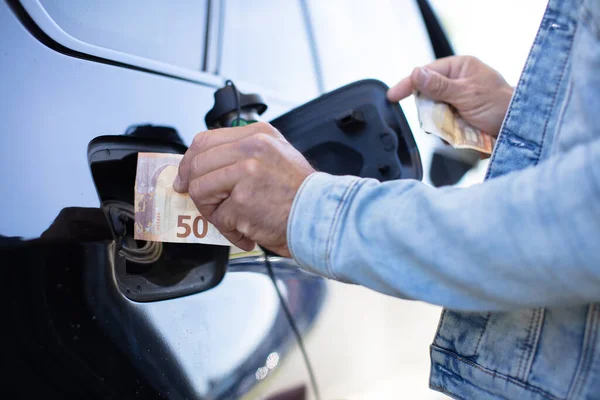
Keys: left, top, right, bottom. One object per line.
{"left": 205, "top": 81, "right": 267, "bottom": 129}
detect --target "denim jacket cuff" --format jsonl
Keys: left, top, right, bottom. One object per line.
{"left": 287, "top": 172, "right": 362, "bottom": 279}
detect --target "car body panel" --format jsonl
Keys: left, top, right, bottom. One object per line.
{"left": 1, "top": 2, "right": 316, "bottom": 398}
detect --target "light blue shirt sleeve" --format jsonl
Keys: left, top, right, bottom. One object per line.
{"left": 287, "top": 137, "right": 600, "bottom": 311}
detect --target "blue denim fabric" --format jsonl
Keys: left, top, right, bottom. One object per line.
{"left": 287, "top": 0, "right": 600, "bottom": 398}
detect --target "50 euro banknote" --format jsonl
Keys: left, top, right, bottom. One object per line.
{"left": 134, "top": 152, "right": 233, "bottom": 246}
{"left": 415, "top": 92, "right": 496, "bottom": 155}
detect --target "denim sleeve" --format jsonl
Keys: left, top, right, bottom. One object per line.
{"left": 287, "top": 138, "right": 600, "bottom": 311}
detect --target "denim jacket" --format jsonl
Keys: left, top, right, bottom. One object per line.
{"left": 288, "top": 0, "right": 600, "bottom": 398}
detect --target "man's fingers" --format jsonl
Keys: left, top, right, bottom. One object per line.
{"left": 387, "top": 56, "right": 462, "bottom": 102}
{"left": 187, "top": 141, "right": 242, "bottom": 184}
{"left": 387, "top": 76, "right": 413, "bottom": 102}
{"left": 210, "top": 197, "right": 257, "bottom": 251}
{"left": 174, "top": 122, "right": 279, "bottom": 193}
{"left": 411, "top": 67, "right": 461, "bottom": 103}
{"left": 190, "top": 169, "right": 257, "bottom": 252}
{"left": 188, "top": 166, "right": 237, "bottom": 217}
{"left": 187, "top": 133, "right": 280, "bottom": 183}
{"left": 227, "top": 234, "right": 256, "bottom": 252}
{"left": 418, "top": 56, "right": 456, "bottom": 78}
{"left": 188, "top": 159, "right": 259, "bottom": 214}
{"left": 218, "top": 226, "right": 256, "bottom": 252}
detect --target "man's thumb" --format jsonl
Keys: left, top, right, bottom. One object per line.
{"left": 411, "top": 67, "right": 457, "bottom": 102}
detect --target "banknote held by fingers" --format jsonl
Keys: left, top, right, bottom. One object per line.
{"left": 171, "top": 122, "right": 316, "bottom": 257}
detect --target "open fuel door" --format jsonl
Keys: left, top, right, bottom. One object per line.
{"left": 272, "top": 79, "right": 423, "bottom": 182}
{"left": 87, "top": 126, "right": 229, "bottom": 302}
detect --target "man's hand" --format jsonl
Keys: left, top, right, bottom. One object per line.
{"left": 387, "top": 56, "right": 514, "bottom": 138}
{"left": 173, "top": 122, "right": 315, "bottom": 257}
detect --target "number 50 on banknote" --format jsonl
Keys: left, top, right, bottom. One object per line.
{"left": 176, "top": 215, "right": 208, "bottom": 239}
{"left": 134, "top": 153, "right": 232, "bottom": 246}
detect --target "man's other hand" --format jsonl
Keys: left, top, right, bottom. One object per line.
{"left": 173, "top": 122, "right": 315, "bottom": 257}
{"left": 387, "top": 56, "right": 514, "bottom": 138}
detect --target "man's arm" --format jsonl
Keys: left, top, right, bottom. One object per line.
{"left": 175, "top": 53, "right": 598, "bottom": 312}
{"left": 289, "top": 137, "right": 600, "bottom": 311}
